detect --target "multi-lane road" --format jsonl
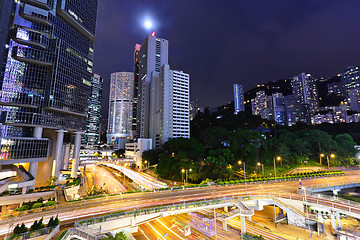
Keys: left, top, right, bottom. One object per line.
{"left": 1, "top": 173, "right": 359, "bottom": 238}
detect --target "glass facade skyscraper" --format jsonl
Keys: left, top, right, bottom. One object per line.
{"left": 0, "top": 0, "right": 98, "bottom": 190}
{"left": 107, "top": 72, "right": 134, "bottom": 149}
{"left": 233, "top": 83, "right": 244, "bottom": 114}
{"left": 84, "top": 74, "right": 103, "bottom": 145}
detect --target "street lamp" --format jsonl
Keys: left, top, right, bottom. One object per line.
{"left": 238, "top": 161, "right": 246, "bottom": 195}
{"left": 327, "top": 154, "right": 335, "bottom": 174}
{"left": 144, "top": 160, "right": 149, "bottom": 169}
{"left": 273, "top": 156, "right": 281, "bottom": 181}
{"left": 257, "top": 162, "right": 264, "bottom": 176}
{"left": 181, "top": 168, "right": 192, "bottom": 185}
{"left": 319, "top": 153, "right": 324, "bottom": 165}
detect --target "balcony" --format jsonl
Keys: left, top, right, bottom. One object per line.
{"left": 0, "top": 137, "right": 50, "bottom": 164}
{"left": 12, "top": 46, "right": 53, "bottom": 66}
{"left": 20, "top": 0, "right": 53, "bottom": 11}
{"left": 1, "top": 111, "right": 43, "bottom": 126}
{"left": 11, "top": 27, "right": 49, "bottom": 49}
{"left": 19, "top": 4, "right": 52, "bottom": 27}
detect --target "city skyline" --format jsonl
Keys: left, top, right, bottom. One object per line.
{"left": 94, "top": 0, "right": 360, "bottom": 115}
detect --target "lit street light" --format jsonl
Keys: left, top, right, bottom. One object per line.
{"left": 238, "top": 161, "right": 246, "bottom": 195}
{"left": 320, "top": 153, "right": 324, "bottom": 165}
{"left": 257, "top": 162, "right": 264, "bottom": 176}
{"left": 273, "top": 156, "right": 281, "bottom": 181}
{"left": 320, "top": 153, "right": 335, "bottom": 174}
{"left": 144, "top": 160, "right": 149, "bottom": 170}
{"left": 181, "top": 168, "right": 192, "bottom": 185}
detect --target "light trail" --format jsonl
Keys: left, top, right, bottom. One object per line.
{"left": 155, "top": 218, "right": 186, "bottom": 240}
{"left": 146, "top": 222, "right": 163, "bottom": 239}
{"left": 102, "top": 163, "right": 167, "bottom": 190}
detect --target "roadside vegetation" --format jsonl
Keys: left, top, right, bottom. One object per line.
{"left": 142, "top": 104, "right": 358, "bottom": 183}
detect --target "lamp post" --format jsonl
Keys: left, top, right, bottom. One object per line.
{"left": 238, "top": 161, "right": 246, "bottom": 195}
{"left": 257, "top": 162, "right": 264, "bottom": 176}
{"left": 319, "top": 153, "right": 324, "bottom": 165}
{"left": 181, "top": 168, "right": 192, "bottom": 185}
{"left": 273, "top": 156, "right": 281, "bottom": 181}
{"left": 327, "top": 154, "right": 335, "bottom": 175}
{"left": 144, "top": 160, "right": 149, "bottom": 169}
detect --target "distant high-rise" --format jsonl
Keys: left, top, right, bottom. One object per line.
{"left": 233, "top": 84, "right": 245, "bottom": 114}
{"left": 84, "top": 74, "right": 103, "bottom": 145}
{"left": 339, "top": 66, "right": 360, "bottom": 98}
{"left": 0, "top": 0, "right": 99, "bottom": 190}
{"left": 292, "top": 73, "right": 319, "bottom": 121}
{"left": 107, "top": 72, "right": 134, "bottom": 149}
{"left": 149, "top": 64, "right": 190, "bottom": 148}
{"left": 136, "top": 33, "right": 168, "bottom": 138}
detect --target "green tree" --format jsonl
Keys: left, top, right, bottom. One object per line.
{"left": 163, "top": 138, "right": 205, "bottom": 160}
{"left": 201, "top": 149, "right": 235, "bottom": 180}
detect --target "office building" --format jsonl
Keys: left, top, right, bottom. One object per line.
{"left": 136, "top": 32, "right": 168, "bottom": 139}
{"left": 149, "top": 64, "right": 190, "bottom": 148}
{"left": 233, "top": 84, "right": 245, "bottom": 114}
{"left": 272, "top": 94, "right": 306, "bottom": 126}
{"left": 339, "top": 66, "right": 360, "bottom": 98}
{"left": 107, "top": 72, "right": 134, "bottom": 149}
{"left": 0, "top": 0, "right": 99, "bottom": 191}
{"left": 291, "top": 73, "right": 319, "bottom": 115}
{"left": 83, "top": 74, "right": 103, "bottom": 145}
{"left": 251, "top": 91, "right": 273, "bottom": 120}
{"left": 132, "top": 44, "right": 141, "bottom": 138}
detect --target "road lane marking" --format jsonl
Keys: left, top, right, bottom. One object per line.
{"left": 156, "top": 218, "right": 186, "bottom": 240}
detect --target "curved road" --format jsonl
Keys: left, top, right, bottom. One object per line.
{"left": 0, "top": 174, "right": 359, "bottom": 237}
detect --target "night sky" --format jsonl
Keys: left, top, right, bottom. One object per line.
{"left": 93, "top": 0, "right": 360, "bottom": 117}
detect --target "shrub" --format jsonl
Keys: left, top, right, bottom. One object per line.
{"left": 32, "top": 203, "right": 43, "bottom": 209}
{"left": 45, "top": 201, "right": 56, "bottom": 206}
{"left": 18, "top": 205, "right": 29, "bottom": 211}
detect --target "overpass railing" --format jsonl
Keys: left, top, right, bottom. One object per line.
{"left": 75, "top": 197, "right": 233, "bottom": 227}
{"left": 307, "top": 179, "right": 360, "bottom": 190}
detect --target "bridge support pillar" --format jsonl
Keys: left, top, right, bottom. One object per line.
{"left": 222, "top": 220, "right": 227, "bottom": 231}
{"left": 336, "top": 212, "right": 341, "bottom": 229}
{"left": 224, "top": 206, "right": 228, "bottom": 212}
{"left": 241, "top": 216, "right": 246, "bottom": 234}
{"left": 331, "top": 211, "right": 341, "bottom": 231}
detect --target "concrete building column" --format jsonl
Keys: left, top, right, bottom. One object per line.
{"left": 33, "top": 126, "right": 43, "bottom": 139}
{"left": 63, "top": 143, "right": 71, "bottom": 169}
{"left": 331, "top": 211, "right": 337, "bottom": 231}
{"left": 71, "top": 132, "right": 83, "bottom": 178}
{"left": 54, "top": 130, "right": 67, "bottom": 182}
{"left": 28, "top": 126, "right": 43, "bottom": 189}
{"left": 241, "top": 216, "right": 246, "bottom": 234}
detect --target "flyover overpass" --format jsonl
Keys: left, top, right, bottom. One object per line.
{"left": 61, "top": 195, "right": 319, "bottom": 240}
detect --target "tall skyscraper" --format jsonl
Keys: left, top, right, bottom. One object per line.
{"left": 0, "top": 0, "right": 99, "bottom": 190}
{"left": 233, "top": 84, "right": 244, "bottom": 114}
{"left": 291, "top": 73, "right": 319, "bottom": 114}
{"left": 339, "top": 66, "right": 360, "bottom": 98}
{"left": 149, "top": 64, "right": 190, "bottom": 148}
{"left": 83, "top": 74, "right": 103, "bottom": 145}
{"left": 107, "top": 72, "right": 134, "bottom": 149}
{"left": 136, "top": 32, "right": 168, "bottom": 138}
{"left": 132, "top": 44, "right": 141, "bottom": 138}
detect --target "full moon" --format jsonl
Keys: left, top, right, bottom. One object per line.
{"left": 143, "top": 20, "right": 153, "bottom": 30}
